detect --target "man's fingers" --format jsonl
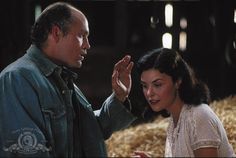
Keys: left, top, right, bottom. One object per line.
{"left": 114, "top": 60, "right": 122, "bottom": 72}
{"left": 127, "top": 61, "right": 134, "bottom": 73}
{"left": 112, "top": 70, "right": 118, "bottom": 86}
{"left": 123, "top": 55, "right": 131, "bottom": 64}
{"left": 114, "top": 55, "right": 132, "bottom": 71}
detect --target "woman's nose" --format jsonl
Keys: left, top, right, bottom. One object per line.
{"left": 146, "top": 87, "right": 154, "bottom": 97}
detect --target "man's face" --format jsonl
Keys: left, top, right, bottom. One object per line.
{"left": 55, "top": 11, "right": 90, "bottom": 68}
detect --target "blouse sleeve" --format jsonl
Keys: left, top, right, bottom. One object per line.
{"left": 189, "top": 104, "right": 221, "bottom": 150}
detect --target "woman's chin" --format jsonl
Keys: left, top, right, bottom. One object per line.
{"left": 150, "top": 105, "right": 163, "bottom": 112}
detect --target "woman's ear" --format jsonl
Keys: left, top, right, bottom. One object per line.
{"left": 175, "top": 79, "right": 182, "bottom": 89}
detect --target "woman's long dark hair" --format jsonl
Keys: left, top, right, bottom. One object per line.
{"left": 136, "top": 48, "right": 210, "bottom": 119}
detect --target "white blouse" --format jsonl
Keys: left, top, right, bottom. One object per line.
{"left": 165, "top": 104, "right": 235, "bottom": 157}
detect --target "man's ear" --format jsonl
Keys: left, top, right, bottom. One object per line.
{"left": 51, "top": 25, "right": 62, "bottom": 42}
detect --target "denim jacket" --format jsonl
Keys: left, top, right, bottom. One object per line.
{"left": 0, "top": 45, "right": 136, "bottom": 157}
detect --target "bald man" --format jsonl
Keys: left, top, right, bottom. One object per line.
{"left": 0, "top": 2, "right": 135, "bottom": 157}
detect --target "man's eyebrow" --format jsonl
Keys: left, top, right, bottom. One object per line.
{"left": 81, "top": 28, "right": 89, "bottom": 35}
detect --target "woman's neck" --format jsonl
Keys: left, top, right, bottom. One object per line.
{"left": 168, "top": 98, "right": 185, "bottom": 128}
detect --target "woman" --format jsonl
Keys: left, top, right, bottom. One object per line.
{"left": 135, "top": 48, "right": 235, "bottom": 157}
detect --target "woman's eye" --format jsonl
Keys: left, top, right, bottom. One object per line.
{"left": 141, "top": 84, "right": 147, "bottom": 89}
{"left": 154, "top": 83, "right": 161, "bottom": 88}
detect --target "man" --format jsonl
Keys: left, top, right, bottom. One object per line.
{"left": 0, "top": 2, "right": 135, "bottom": 157}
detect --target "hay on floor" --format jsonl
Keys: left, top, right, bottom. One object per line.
{"left": 106, "top": 95, "right": 236, "bottom": 157}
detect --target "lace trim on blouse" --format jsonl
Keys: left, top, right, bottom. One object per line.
{"left": 192, "top": 139, "right": 220, "bottom": 150}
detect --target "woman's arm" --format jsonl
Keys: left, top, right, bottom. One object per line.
{"left": 194, "top": 147, "right": 218, "bottom": 157}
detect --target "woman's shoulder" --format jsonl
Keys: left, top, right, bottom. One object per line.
{"left": 186, "top": 104, "right": 219, "bottom": 123}
{"left": 186, "top": 103, "right": 212, "bottom": 113}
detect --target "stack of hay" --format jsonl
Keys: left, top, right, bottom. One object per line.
{"left": 106, "top": 95, "right": 236, "bottom": 157}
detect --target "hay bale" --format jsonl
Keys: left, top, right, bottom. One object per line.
{"left": 105, "top": 95, "right": 236, "bottom": 157}
{"left": 210, "top": 95, "right": 236, "bottom": 152}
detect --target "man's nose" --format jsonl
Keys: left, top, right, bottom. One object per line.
{"left": 84, "top": 38, "right": 90, "bottom": 50}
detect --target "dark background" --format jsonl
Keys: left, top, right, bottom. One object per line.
{"left": 1, "top": 0, "right": 236, "bottom": 119}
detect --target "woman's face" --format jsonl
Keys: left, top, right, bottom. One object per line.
{"left": 141, "top": 69, "right": 179, "bottom": 112}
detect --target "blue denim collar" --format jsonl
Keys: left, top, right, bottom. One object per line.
{"left": 26, "top": 44, "right": 61, "bottom": 77}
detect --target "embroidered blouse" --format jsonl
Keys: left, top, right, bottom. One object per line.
{"left": 165, "top": 104, "right": 235, "bottom": 157}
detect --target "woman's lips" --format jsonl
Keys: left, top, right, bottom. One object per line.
{"left": 149, "top": 100, "right": 160, "bottom": 105}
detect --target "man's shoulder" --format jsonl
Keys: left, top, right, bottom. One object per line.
{"left": 1, "top": 56, "right": 37, "bottom": 75}
{"left": 0, "top": 55, "right": 42, "bottom": 83}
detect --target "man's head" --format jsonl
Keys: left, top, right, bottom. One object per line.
{"left": 31, "top": 2, "right": 90, "bottom": 68}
